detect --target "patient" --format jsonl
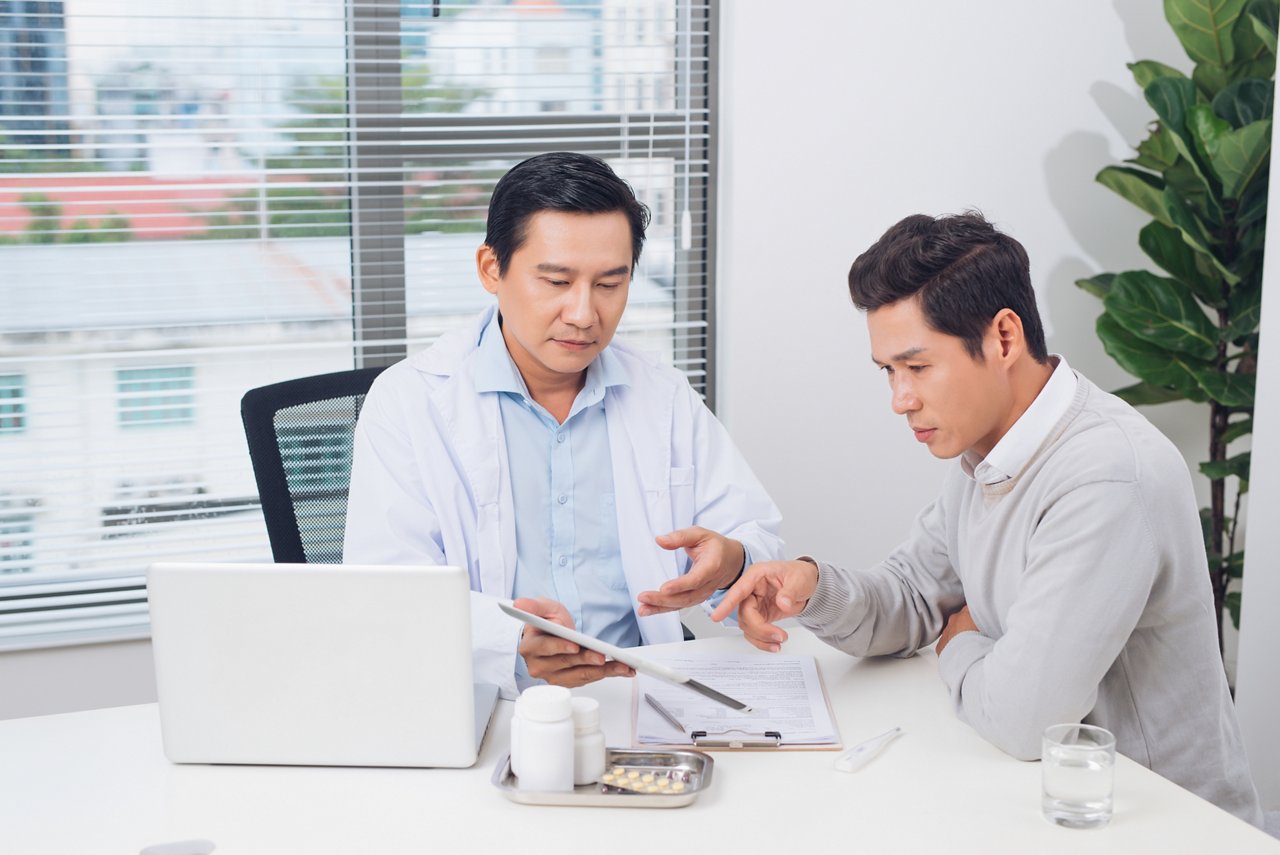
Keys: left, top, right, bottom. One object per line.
{"left": 714, "top": 212, "right": 1263, "bottom": 825}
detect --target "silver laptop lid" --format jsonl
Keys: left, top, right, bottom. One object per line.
{"left": 148, "top": 562, "right": 492, "bottom": 768}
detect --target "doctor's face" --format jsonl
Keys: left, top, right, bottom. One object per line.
{"left": 478, "top": 210, "right": 632, "bottom": 391}
{"left": 867, "top": 296, "right": 1014, "bottom": 460}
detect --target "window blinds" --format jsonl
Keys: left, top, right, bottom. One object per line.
{"left": 0, "top": 0, "right": 716, "bottom": 649}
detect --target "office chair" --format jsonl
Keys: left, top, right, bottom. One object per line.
{"left": 241, "top": 367, "right": 386, "bottom": 564}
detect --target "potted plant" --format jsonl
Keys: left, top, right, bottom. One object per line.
{"left": 1077, "top": 0, "right": 1276, "bottom": 649}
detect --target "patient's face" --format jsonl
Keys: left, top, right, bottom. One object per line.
{"left": 866, "top": 297, "right": 1013, "bottom": 460}
{"left": 478, "top": 210, "right": 632, "bottom": 393}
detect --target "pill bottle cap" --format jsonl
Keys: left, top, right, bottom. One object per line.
{"left": 570, "top": 696, "right": 600, "bottom": 732}
{"left": 518, "top": 685, "right": 572, "bottom": 723}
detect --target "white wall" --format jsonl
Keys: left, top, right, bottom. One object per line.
{"left": 717, "top": 0, "right": 1271, "bottom": 803}
{"left": 1235, "top": 77, "right": 1280, "bottom": 804}
{"left": 0, "top": 640, "right": 155, "bottom": 719}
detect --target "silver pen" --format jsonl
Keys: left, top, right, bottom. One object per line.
{"left": 644, "top": 693, "right": 686, "bottom": 733}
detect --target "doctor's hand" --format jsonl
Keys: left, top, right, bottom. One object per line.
{"left": 636, "top": 527, "right": 746, "bottom": 617}
{"left": 709, "top": 559, "right": 820, "bottom": 652}
{"left": 514, "top": 597, "right": 635, "bottom": 688}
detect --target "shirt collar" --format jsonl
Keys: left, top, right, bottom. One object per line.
{"left": 962, "top": 354, "right": 1077, "bottom": 485}
{"left": 471, "top": 311, "right": 631, "bottom": 399}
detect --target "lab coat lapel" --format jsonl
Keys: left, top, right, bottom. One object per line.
{"left": 432, "top": 369, "right": 514, "bottom": 599}
{"left": 606, "top": 379, "right": 683, "bottom": 645}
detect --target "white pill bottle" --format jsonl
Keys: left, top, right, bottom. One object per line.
{"left": 571, "top": 696, "right": 606, "bottom": 785}
{"left": 511, "top": 685, "right": 575, "bottom": 791}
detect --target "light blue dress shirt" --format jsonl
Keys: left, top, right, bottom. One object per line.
{"left": 471, "top": 313, "right": 642, "bottom": 679}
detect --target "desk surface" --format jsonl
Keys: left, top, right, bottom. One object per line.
{"left": 2, "top": 631, "right": 1275, "bottom": 855}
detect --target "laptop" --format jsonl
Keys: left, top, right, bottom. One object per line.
{"left": 147, "top": 562, "right": 499, "bottom": 768}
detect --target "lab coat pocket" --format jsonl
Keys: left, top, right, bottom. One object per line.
{"left": 669, "top": 465, "right": 696, "bottom": 531}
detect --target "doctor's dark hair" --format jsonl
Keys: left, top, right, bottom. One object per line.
{"left": 847, "top": 212, "right": 1049, "bottom": 363}
{"left": 484, "top": 151, "right": 651, "bottom": 276}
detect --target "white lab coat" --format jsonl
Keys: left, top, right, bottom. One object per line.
{"left": 343, "top": 306, "right": 784, "bottom": 698}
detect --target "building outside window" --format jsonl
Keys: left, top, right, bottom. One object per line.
{"left": 0, "top": 374, "right": 24, "bottom": 433}
{"left": 0, "top": 0, "right": 715, "bottom": 647}
{"left": 116, "top": 366, "right": 195, "bottom": 429}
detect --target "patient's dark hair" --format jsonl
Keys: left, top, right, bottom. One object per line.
{"left": 847, "top": 211, "right": 1048, "bottom": 363}
{"left": 484, "top": 151, "right": 651, "bottom": 275}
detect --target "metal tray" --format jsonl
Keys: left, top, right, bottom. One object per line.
{"left": 492, "top": 747, "right": 713, "bottom": 808}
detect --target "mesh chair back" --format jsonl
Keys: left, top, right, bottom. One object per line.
{"left": 241, "top": 368, "right": 386, "bottom": 564}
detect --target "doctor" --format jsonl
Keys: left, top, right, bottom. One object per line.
{"left": 344, "top": 152, "right": 783, "bottom": 698}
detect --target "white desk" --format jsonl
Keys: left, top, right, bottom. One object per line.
{"left": 2, "top": 631, "right": 1275, "bottom": 854}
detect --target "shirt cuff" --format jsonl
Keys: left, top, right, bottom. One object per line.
{"left": 797, "top": 557, "right": 851, "bottom": 629}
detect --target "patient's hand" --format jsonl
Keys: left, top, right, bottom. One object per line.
{"left": 710, "top": 559, "right": 819, "bottom": 652}
{"left": 514, "top": 596, "right": 635, "bottom": 688}
{"left": 936, "top": 605, "right": 978, "bottom": 656}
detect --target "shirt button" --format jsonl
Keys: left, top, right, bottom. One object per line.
{"left": 558, "top": 494, "right": 568, "bottom": 504}
{"left": 556, "top": 433, "right": 565, "bottom": 443}
{"left": 558, "top": 556, "right": 568, "bottom": 567}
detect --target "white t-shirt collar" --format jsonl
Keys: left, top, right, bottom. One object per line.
{"left": 962, "top": 354, "right": 1077, "bottom": 486}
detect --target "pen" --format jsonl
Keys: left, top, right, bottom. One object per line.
{"left": 644, "top": 693, "right": 686, "bottom": 733}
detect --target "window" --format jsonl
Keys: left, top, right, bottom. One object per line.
{"left": 0, "top": 0, "right": 715, "bottom": 648}
{"left": 0, "top": 374, "right": 24, "bottom": 433}
{"left": 117, "top": 366, "right": 195, "bottom": 428}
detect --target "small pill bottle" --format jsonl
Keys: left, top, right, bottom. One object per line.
{"left": 511, "top": 685, "right": 574, "bottom": 792}
{"left": 570, "top": 696, "right": 606, "bottom": 786}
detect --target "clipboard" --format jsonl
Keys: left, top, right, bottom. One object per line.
{"left": 630, "top": 654, "right": 843, "bottom": 752}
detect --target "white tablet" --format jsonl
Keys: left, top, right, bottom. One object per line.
{"left": 498, "top": 601, "right": 751, "bottom": 712}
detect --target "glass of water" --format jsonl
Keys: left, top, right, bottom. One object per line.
{"left": 1041, "top": 723, "right": 1116, "bottom": 828}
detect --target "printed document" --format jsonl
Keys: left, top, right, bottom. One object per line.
{"left": 634, "top": 651, "right": 839, "bottom": 748}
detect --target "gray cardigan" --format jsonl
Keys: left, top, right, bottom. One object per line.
{"left": 799, "top": 374, "right": 1262, "bottom": 826}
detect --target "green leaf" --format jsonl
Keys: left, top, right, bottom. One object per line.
{"left": 1139, "top": 221, "right": 1227, "bottom": 307}
{"left": 1129, "top": 60, "right": 1190, "bottom": 90}
{"left": 1145, "top": 77, "right": 1218, "bottom": 192}
{"left": 1130, "top": 123, "right": 1182, "bottom": 170}
{"left": 1200, "top": 451, "right": 1252, "bottom": 481}
{"left": 1249, "top": 0, "right": 1280, "bottom": 53}
{"left": 1165, "top": 159, "right": 1224, "bottom": 225}
{"left": 1194, "top": 61, "right": 1233, "bottom": 98}
{"left": 1096, "top": 313, "right": 1211, "bottom": 401}
{"left": 1189, "top": 103, "right": 1233, "bottom": 171}
{"left": 1112, "top": 381, "right": 1189, "bottom": 405}
{"left": 1213, "top": 78, "right": 1274, "bottom": 126}
{"left": 1226, "top": 590, "right": 1241, "bottom": 628}
{"left": 1104, "top": 270, "right": 1220, "bottom": 358}
{"left": 1145, "top": 77, "right": 1201, "bottom": 154}
{"left": 1235, "top": 0, "right": 1275, "bottom": 63}
{"left": 1253, "top": 14, "right": 1279, "bottom": 52}
{"left": 1163, "top": 186, "right": 1239, "bottom": 283}
{"left": 1096, "top": 166, "right": 1171, "bottom": 225}
{"left": 1165, "top": 0, "right": 1248, "bottom": 65}
{"left": 1208, "top": 119, "right": 1272, "bottom": 198}
{"left": 1237, "top": 169, "right": 1271, "bottom": 227}
{"left": 1228, "top": 276, "right": 1263, "bottom": 338}
{"left": 1226, "top": 551, "right": 1246, "bottom": 578}
{"left": 1193, "top": 368, "right": 1256, "bottom": 406}
{"left": 1075, "top": 273, "right": 1116, "bottom": 299}
{"left": 1222, "top": 416, "right": 1254, "bottom": 443}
